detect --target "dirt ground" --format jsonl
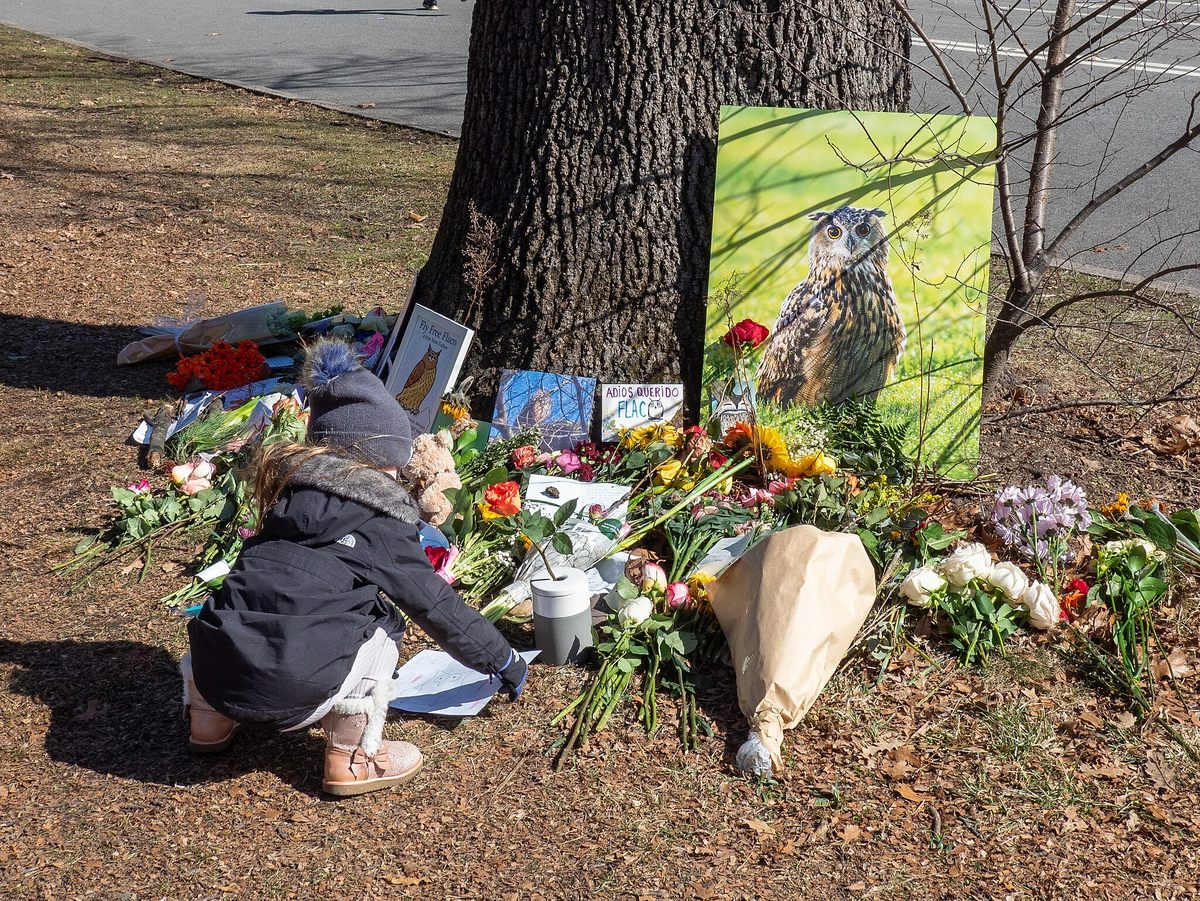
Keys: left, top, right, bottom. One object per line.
{"left": 2, "top": 27, "right": 1199, "bottom": 900}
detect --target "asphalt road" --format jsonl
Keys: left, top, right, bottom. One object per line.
{"left": 0, "top": 0, "right": 474, "bottom": 135}
{"left": 0, "top": 0, "right": 1196, "bottom": 284}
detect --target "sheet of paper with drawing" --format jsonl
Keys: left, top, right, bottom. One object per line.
{"left": 389, "top": 649, "right": 540, "bottom": 717}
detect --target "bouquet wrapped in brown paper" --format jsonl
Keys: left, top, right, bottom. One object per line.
{"left": 709, "top": 525, "right": 876, "bottom": 777}
{"left": 116, "top": 302, "right": 293, "bottom": 366}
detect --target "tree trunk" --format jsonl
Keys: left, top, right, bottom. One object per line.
{"left": 414, "top": 1, "right": 911, "bottom": 415}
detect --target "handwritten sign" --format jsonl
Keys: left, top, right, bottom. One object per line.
{"left": 600, "top": 383, "right": 683, "bottom": 441}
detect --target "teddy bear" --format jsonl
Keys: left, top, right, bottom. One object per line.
{"left": 402, "top": 430, "right": 461, "bottom": 527}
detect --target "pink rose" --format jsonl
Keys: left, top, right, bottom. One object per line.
{"left": 555, "top": 450, "right": 582, "bottom": 474}
{"left": 179, "top": 478, "right": 212, "bottom": 496}
{"left": 127, "top": 479, "right": 151, "bottom": 494}
{"left": 641, "top": 562, "right": 668, "bottom": 593}
{"left": 511, "top": 445, "right": 538, "bottom": 470}
{"left": 665, "top": 582, "right": 690, "bottom": 610}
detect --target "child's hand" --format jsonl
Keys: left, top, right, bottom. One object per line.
{"left": 498, "top": 652, "right": 528, "bottom": 701}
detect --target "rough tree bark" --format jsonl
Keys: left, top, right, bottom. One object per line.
{"left": 414, "top": 1, "right": 911, "bottom": 414}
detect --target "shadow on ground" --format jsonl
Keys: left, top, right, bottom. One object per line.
{"left": 0, "top": 638, "right": 325, "bottom": 794}
{"left": 0, "top": 315, "right": 170, "bottom": 398}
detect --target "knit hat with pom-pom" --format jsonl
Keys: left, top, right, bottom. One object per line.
{"left": 302, "top": 337, "right": 413, "bottom": 469}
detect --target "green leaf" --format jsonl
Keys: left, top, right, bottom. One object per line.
{"left": 483, "top": 466, "right": 509, "bottom": 488}
{"left": 624, "top": 451, "right": 647, "bottom": 469}
{"left": 551, "top": 532, "right": 574, "bottom": 555}
{"left": 863, "top": 506, "right": 890, "bottom": 528}
{"left": 1170, "top": 509, "right": 1200, "bottom": 545}
{"left": 73, "top": 534, "right": 97, "bottom": 555}
{"left": 1141, "top": 515, "right": 1178, "bottom": 552}
{"left": 111, "top": 487, "right": 138, "bottom": 507}
{"left": 615, "top": 575, "right": 639, "bottom": 601}
{"left": 553, "top": 498, "right": 578, "bottom": 528}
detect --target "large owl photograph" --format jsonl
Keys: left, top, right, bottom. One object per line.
{"left": 705, "top": 106, "right": 996, "bottom": 477}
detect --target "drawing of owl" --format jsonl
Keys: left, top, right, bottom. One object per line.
{"left": 395, "top": 344, "right": 441, "bottom": 415}
{"left": 647, "top": 398, "right": 665, "bottom": 421}
{"left": 756, "top": 206, "right": 907, "bottom": 408}
{"left": 514, "top": 387, "right": 554, "bottom": 428}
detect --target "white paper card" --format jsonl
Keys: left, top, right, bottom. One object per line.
{"left": 389, "top": 649, "right": 540, "bottom": 717}
{"left": 195, "top": 560, "right": 232, "bottom": 584}
{"left": 600, "top": 383, "right": 683, "bottom": 441}
{"left": 524, "top": 474, "right": 629, "bottom": 521}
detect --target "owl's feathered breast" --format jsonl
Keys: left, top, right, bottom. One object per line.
{"left": 758, "top": 258, "right": 905, "bottom": 406}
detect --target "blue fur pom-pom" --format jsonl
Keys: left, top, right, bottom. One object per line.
{"left": 304, "top": 338, "right": 362, "bottom": 391}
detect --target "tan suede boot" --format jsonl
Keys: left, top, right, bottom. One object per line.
{"left": 321, "top": 709, "right": 422, "bottom": 797}
{"left": 182, "top": 674, "right": 240, "bottom": 754}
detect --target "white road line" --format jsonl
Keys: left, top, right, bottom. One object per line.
{"left": 929, "top": 38, "right": 1200, "bottom": 77}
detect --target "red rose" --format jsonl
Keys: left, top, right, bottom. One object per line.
{"left": 511, "top": 445, "right": 537, "bottom": 470}
{"left": 425, "top": 546, "right": 451, "bottom": 570}
{"left": 483, "top": 481, "right": 522, "bottom": 517}
{"left": 722, "top": 319, "right": 770, "bottom": 349}
{"left": 577, "top": 463, "right": 595, "bottom": 482}
{"left": 1070, "top": 578, "right": 1090, "bottom": 595}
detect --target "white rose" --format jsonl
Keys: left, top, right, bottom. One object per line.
{"left": 617, "top": 596, "right": 653, "bottom": 629}
{"left": 900, "top": 566, "right": 945, "bottom": 607}
{"left": 1020, "top": 581, "right": 1060, "bottom": 630}
{"left": 1104, "top": 538, "right": 1164, "bottom": 561}
{"left": 987, "top": 561, "right": 1029, "bottom": 601}
{"left": 937, "top": 542, "right": 994, "bottom": 588}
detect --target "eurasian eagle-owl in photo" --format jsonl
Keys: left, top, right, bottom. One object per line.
{"left": 514, "top": 387, "right": 554, "bottom": 428}
{"left": 395, "top": 344, "right": 441, "bottom": 415}
{"left": 756, "top": 206, "right": 906, "bottom": 408}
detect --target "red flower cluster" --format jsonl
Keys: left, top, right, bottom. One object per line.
{"left": 722, "top": 318, "right": 770, "bottom": 349}
{"left": 571, "top": 440, "right": 622, "bottom": 468}
{"left": 167, "top": 341, "right": 267, "bottom": 391}
{"left": 1059, "top": 577, "right": 1091, "bottom": 620}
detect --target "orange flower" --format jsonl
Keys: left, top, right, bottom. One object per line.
{"left": 480, "top": 481, "right": 521, "bottom": 519}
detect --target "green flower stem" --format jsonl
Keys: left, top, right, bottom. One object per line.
{"left": 616, "top": 455, "right": 754, "bottom": 554}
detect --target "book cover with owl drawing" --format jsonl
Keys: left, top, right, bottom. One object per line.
{"left": 491, "top": 370, "right": 597, "bottom": 452}
{"left": 705, "top": 106, "right": 996, "bottom": 478}
{"left": 382, "top": 304, "right": 474, "bottom": 435}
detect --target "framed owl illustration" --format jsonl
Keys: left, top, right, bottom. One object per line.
{"left": 704, "top": 106, "right": 996, "bottom": 478}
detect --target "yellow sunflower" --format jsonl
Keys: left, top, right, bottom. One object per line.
{"left": 722, "top": 422, "right": 795, "bottom": 475}
{"left": 619, "top": 422, "right": 683, "bottom": 451}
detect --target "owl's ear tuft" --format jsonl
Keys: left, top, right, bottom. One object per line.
{"left": 869, "top": 208, "right": 888, "bottom": 219}
{"left": 807, "top": 210, "right": 832, "bottom": 222}
{"left": 304, "top": 337, "right": 362, "bottom": 392}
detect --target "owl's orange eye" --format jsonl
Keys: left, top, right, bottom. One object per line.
{"left": 826, "top": 226, "right": 842, "bottom": 239}
{"left": 855, "top": 223, "right": 871, "bottom": 237}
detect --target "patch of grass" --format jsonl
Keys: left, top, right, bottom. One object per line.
{"left": 986, "top": 702, "right": 1055, "bottom": 763}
